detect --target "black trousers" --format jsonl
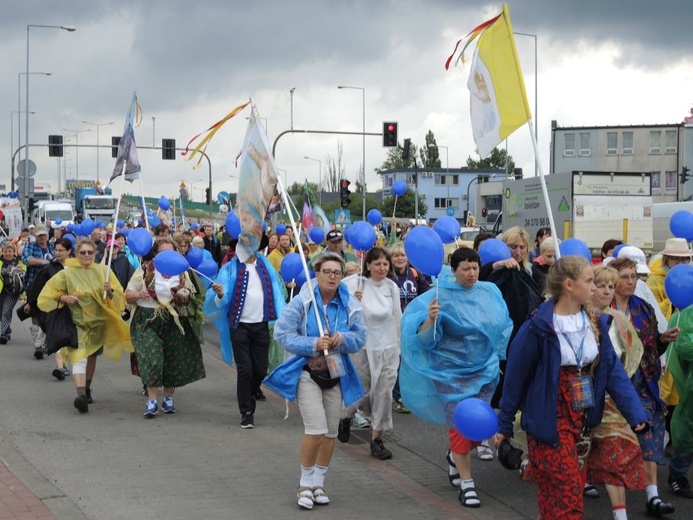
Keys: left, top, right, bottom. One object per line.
{"left": 229, "top": 322, "right": 270, "bottom": 415}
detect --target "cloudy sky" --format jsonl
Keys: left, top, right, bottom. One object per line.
{"left": 3, "top": 0, "right": 692, "bottom": 203}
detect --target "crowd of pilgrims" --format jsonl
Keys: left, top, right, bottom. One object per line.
{"left": 3, "top": 218, "right": 692, "bottom": 519}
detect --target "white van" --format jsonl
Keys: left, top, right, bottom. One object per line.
{"left": 32, "top": 201, "right": 75, "bottom": 228}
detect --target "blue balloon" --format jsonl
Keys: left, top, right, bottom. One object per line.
{"left": 158, "top": 196, "right": 170, "bottom": 211}
{"left": 149, "top": 214, "right": 161, "bottom": 227}
{"left": 349, "top": 221, "right": 376, "bottom": 251}
{"left": 453, "top": 398, "right": 498, "bottom": 442}
{"left": 665, "top": 264, "right": 693, "bottom": 310}
{"left": 367, "top": 209, "right": 382, "bottom": 226}
{"left": 138, "top": 219, "right": 144, "bottom": 226}
{"left": 96, "top": 220, "right": 105, "bottom": 228}
{"left": 80, "top": 218, "right": 96, "bottom": 235}
{"left": 197, "top": 259, "right": 219, "bottom": 280}
{"left": 128, "top": 228, "right": 153, "bottom": 256}
{"left": 119, "top": 227, "right": 130, "bottom": 237}
{"left": 187, "top": 247, "right": 204, "bottom": 269}
{"left": 72, "top": 224, "right": 83, "bottom": 237}
{"left": 280, "top": 252, "right": 303, "bottom": 283}
{"left": 343, "top": 226, "right": 351, "bottom": 245}
{"left": 190, "top": 222, "right": 198, "bottom": 230}
{"left": 404, "top": 226, "right": 444, "bottom": 277}
{"left": 392, "top": 180, "right": 407, "bottom": 197}
{"left": 217, "top": 191, "right": 230, "bottom": 205}
{"left": 63, "top": 233, "right": 76, "bottom": 246}
{"left": 478, "top": 238, "right": 511, "bottom": 266}
{"left": 295, "top": 268, "right": 316, "bottom": 288}
{"left": 117, "top": 219, "right": 125, "bottom": 228}
{"left": 559, "top": 238, "right": 591, "bottom": 262}
{"left": 613, "top": 244, "right": 629, "bottom": 258}
{"left": 154, "top": 250, "right": 189, "bottom": 277}
{"left": 225, "top": 213, "right": 241, "bottom": 239}
{"left": 66, "top": 223, "right": 74, "bottom": 232}
{"left": 54, "top": 217, "right": 62, "bottom": 225}
{"left": 433, "top": 216, "right": 461, "bottom": 244}
{"left": 670, "top": 211, "right": 693, "bottom": 241}
{"left": 276, "top": 224, "right": 287, "bottom": 235}
{"left": 309, "top": 227, "right": 325, "bottom": 244}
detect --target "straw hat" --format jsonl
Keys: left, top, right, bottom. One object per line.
{"left": 662, "top": 238, "right": 692, "bottom": 258}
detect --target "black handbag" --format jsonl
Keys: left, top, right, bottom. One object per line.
{"left": 44, "top": 305, "right": 78, "bottom": 355}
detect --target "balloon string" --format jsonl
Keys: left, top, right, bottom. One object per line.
{"left": 392, "top": 195, "right": 398, "bottom": 219}
{"left": 433, "top": 278, "right": 438, "bottom": 341}
{"left": 191, "top": 268, "right": 215, "bottom": 283}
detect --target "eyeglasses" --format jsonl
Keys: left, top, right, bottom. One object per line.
{"left": 78, "top": 250, "right": 95, "bottom": 256}
{"left": 320, "top": 269, "right": 343, "bottom": 278}
{"left": 668, "top": 257, "right": 690, "bottom": 264}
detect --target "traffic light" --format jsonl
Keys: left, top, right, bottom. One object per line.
{"left": 48, "top": 135, "right": 63, "bottom": 157}
{"left": 383, "top": 122, "right": 398, "bottom": 147}
{"left": 111, "top": 136, "right": 121, "bottom": 158}
{"left": 340, "top": 179, "right": 351, "bottom": 209}
{"left": 513, "top": 168, "right": 524, "bottom": 180}
{"left": 402, "top": 138, "right": 411, "bottom": 160}
{"left": 162, "top": 138, "right": 176, "bottom": 160}
{"left": 205, "top": 187, "right": 211, "bottom": 205}
{"left": 28, "top": 197, "right": 37, "bottom": 215}
{"left": 682, "top": 165, "right": 690, "bottom": 184}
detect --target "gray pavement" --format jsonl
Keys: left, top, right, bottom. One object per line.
{"left": 0, "top": 319, "right": 686, "bottom": 519}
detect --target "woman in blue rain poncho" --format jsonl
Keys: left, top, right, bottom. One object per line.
{"left": 400, "top": 247, "right": 512, "bottom": 510}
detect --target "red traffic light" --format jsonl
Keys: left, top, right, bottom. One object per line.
{"left": 387, "top": 124, "right": 395, "bottom": 132}
{"left": 340, "top": 179, "right": 351, "bottom": 188}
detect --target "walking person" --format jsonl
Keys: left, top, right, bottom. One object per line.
{"left": 0, "top": 242, "right": 26, "bottom": 344}
{"left": 204, "top": 235, "right": 285, "bottom": 428}
{"left": 22, "top": 225, "right": 54, "bottom": 360}
{"left": 495, "top": 256, "right": 647, "bottom": 520}
{"left": 264, "top": 252, "right": 367, "bottom": 510}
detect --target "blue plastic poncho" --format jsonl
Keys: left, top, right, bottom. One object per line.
{"left": 400, "top": 265, "right": 512, "bottom": 425}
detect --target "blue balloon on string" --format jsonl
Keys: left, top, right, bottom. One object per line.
{"left": 95, "top": 220, "right": 105, "bottom": 228}
{"left": 158, "top": 196, "right": 170, "bottom": 211}
{"left": 225, "top": 212, "right": 241, "bottom": 239}
{"left": 72, "top": 224, "right": 83, "bottom": 237}
{"left": 343, "top": 226, "right": 351, "bottom": 245}
{"left": 117, "top": 219, "right": 125, "bottom": 228}
{"left": 128, "top": 228, "right": 153, "bottom": 256}
{"left": 186, "top": 247, "right": 204, "bottom": 269}
{"left": 66, "top": 223, "right": 74, "bottom": 232}
{"left": 154, "top": 250, "right": 189, "bottom": 277}
{"left": 665, "top": 264, "right": 693, "bottom": 310}
{"left": 190, "top": 223, "right": 198, "bottom": 230}
{"left": 454, "top": 398, "right": 498, "bottom": 442}
{"left": 63, "top": 233, "right": 76, "bottom": 246}
{"left": 81, "top": 218, "right": 96, "bottom": 235}
{"left": 367, "top": 209, "right": 382, "bottom": 226}
{"left": 196, "top": 259, "right": 219, "bottom": 280}
{"left": 404, "top": 226, "right": 444, "bottom": 276}
{"left": 670, "top": 211, "right": 693, "bottom": 241}
{"left": 392, "top": 180, "right": 407, "bottom": 196}
{"left": 149, "top": 214, "right": 161, "bottom": 227}
{"left": 309, "top": 227, "right": 325, "bottom": 244}
{"left": 433, "top": 216, "right": 461, "bottom": 244}
{"left": 119, "top": 228, "right": 130, "bottom": 237}
{"left": 54, "top": 218, "right": 62, "bottom": 225}
{"left": 478, "top": 238, "right": 511, "bottom": 266}
{"left": 559, "top": 238, "right": 591, "bottom": 262}
{"left": 295, "top": 268, "right": 316, "bottom": 288}
{"left": 349, "top": 221, "right": 376, "bottom": 251}
{"left": 276, "top": 224, "right": 287, "bottom": 235}
{"left": 280, "top": 253, "right": 303, "bottom": 283}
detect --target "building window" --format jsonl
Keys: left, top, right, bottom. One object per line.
{"left": 435, "top": 174, "right": 446, "bottom": 185}
{"left": 665, "top": 130, "right": 677, "bottom": 154}
{"left": 622, "top": 131, "right": 633, "bottom": 155}
{"left": 665, "top": 170, "right": 677, "bottom": 192}
{"left": 579, "top": 133, "right": 591, "bottom": 156}
{"left": 434, "top": 197, "right": 459, "bottom": 209}
{"left": 387, "top": 177, "right": 393, "bottom": 187}
{"left": 564, "top": 133, "right": 576, "bottom": 157}
{"left": 606, "top": 132, "right": 618, "bottom": 155}
{"left": 650, "top": 131, "right": 661, "bottom": 154}
{"left": 451, "top": 175, "right": 459, "bottom": 185}
{"left": 651, "top": 171, "right": 661, "bottom": 194}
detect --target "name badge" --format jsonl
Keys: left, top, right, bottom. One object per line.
{"left": 569, "top": 374, "right": 594, "bottom": 410}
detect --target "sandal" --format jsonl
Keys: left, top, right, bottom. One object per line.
{"left": 645, "top": 496, "right": 675, "bottom": 517}
{"left": 312, "top": 486, "right": 330, "bottom": 506}
{"left": 476, "top": 441, "right": 494, "bottom": 461}
{"left": 445, "top": 450, "right": 461, "bottom": 487}
{"left": 583, "top": 484, "right": 600, "bottom": 499}
{"left": 459, "top": 486, "right": 481, "bottom": 508}
{"left": 297, "top": 487, "right": 314, "bottom": 510}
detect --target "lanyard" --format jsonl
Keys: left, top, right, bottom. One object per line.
{"left": 557, "top": 310, "right": 587, "bottom": 370}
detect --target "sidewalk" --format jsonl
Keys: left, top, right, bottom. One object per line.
{"left": 0, "top": 321, "right": 516, "bottom": 520}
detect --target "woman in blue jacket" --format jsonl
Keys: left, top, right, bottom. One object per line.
{"left": 264, "top": 252, "right": 367, "bottom": 511}
{"left": 495, "top": 256, "right": 647, "bottom": 520}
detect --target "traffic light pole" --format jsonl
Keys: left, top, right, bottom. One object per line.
{"left": 11, "top": 143, "right": 214, "bottom": 221}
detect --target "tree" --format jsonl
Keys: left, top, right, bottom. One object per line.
{"left": 419, "top": 130, "right": 441, "bottom": 168}
{"left": 286, "top": 181, "right": 319, "bottom": 207}
{"left": 381, "top": 187, "right": 427, "bottom": 219}
{"left": 374, "top": 141, "right": 419, "bottom": 174}
{"left": 466, "top": 147, "right": 515, "bottom": 173}
{"left": 324, "top": 142, "right": 345, "bottom": 192}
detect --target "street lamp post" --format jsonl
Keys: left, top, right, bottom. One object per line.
{"left": 466, "top": 174, "right": 497, "bottom": 224}
{"left": 304, "top": 156, "right": 322, "bottom": 205}
{"left": 61, "top": 128, "right": 91, "bottom": 180}
{"left": 81, "top": 120, "right": 114, "bottom": 183}
{"left": 24, "top": 24, "right": 76, "bottom": 225}
{"left": 188, "top": 178, "right": 204, "bottom": 202}
{"left": 17, "top": 72, "right": 50, "bottom": 169}
{"left": 514, "top": 31, "right": 538, "bottom": 176}
{"left": 337, "top": 85, "right": 366, "bottom": 220}
{"left": 10, "top": 110, "right": 34, "bottom": 191}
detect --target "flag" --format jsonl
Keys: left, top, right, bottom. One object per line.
{"left": 301, "top": 203, "right": 314, "bottom": 231}
{"left": 110, "top": 92, "right": 142, "bottom": 184}
{"left": 446, "top": 5, "right": 531, "bottom": 158}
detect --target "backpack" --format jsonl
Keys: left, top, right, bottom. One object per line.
{"left": 4, "top": 265, "right": 25, "bottom": 296}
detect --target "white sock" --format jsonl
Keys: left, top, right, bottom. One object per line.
{"left": 613, "top": 507, "right": 628, "bottom": 520}
{"left": 313, "top": 465, "right": 328, "bottom": 488}
{"left": 646, "top": 484, "right": 659, "bottom": 502}
{"left": 300, "top": 465, "right": 314, "bottom": 488}
{"left": 460, "top": 479, "right": 480, "bottom": 506}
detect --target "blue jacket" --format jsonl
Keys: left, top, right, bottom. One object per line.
{"left": 497, "top": 300, "right": 647, "bottom": 446}
{"left": 264, "top": 281, "right": 367, "bottom": 407}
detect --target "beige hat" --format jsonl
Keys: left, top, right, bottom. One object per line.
{"left": 662, "top": 238, "right": 692, "bottom": 258}
{"left": 34, "top": 225, "right": 49, "bottom": 236}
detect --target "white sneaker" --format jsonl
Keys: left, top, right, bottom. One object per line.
{"left": 352, "top": 411, "right": 371, "bottom": 429}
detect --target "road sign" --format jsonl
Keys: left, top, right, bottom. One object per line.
{"left": 446, "top": 206, "right": 455, "bottom": 217}
{"left": 335, "top": 209, "right": 351, "bottom": 225}
{"left": 16, "top": 159, "right": 37, "bottom": 178}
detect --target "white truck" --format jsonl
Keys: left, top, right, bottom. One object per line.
{"left": 32, "top": 200, "right": 75, "bottom": 228}
{"left": 501, "top": 171, "right": 654, "bottom": 252}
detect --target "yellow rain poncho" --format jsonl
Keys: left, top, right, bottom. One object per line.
{"left": 37, "top": 258, "right": 132, "bottom": 363}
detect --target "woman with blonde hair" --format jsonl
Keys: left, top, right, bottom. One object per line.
{"left": 495, "top": 256, "right": 647, "bottom": 519}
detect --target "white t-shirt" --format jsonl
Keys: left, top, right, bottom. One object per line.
{"left": 554, "top": 312, "right": 599, "bottom": 367}
{"left": 344, "top": 275, "right": 401, "bottom": 351}
{"left": 239, "top": 262, "right": 264, "bottom": 324}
